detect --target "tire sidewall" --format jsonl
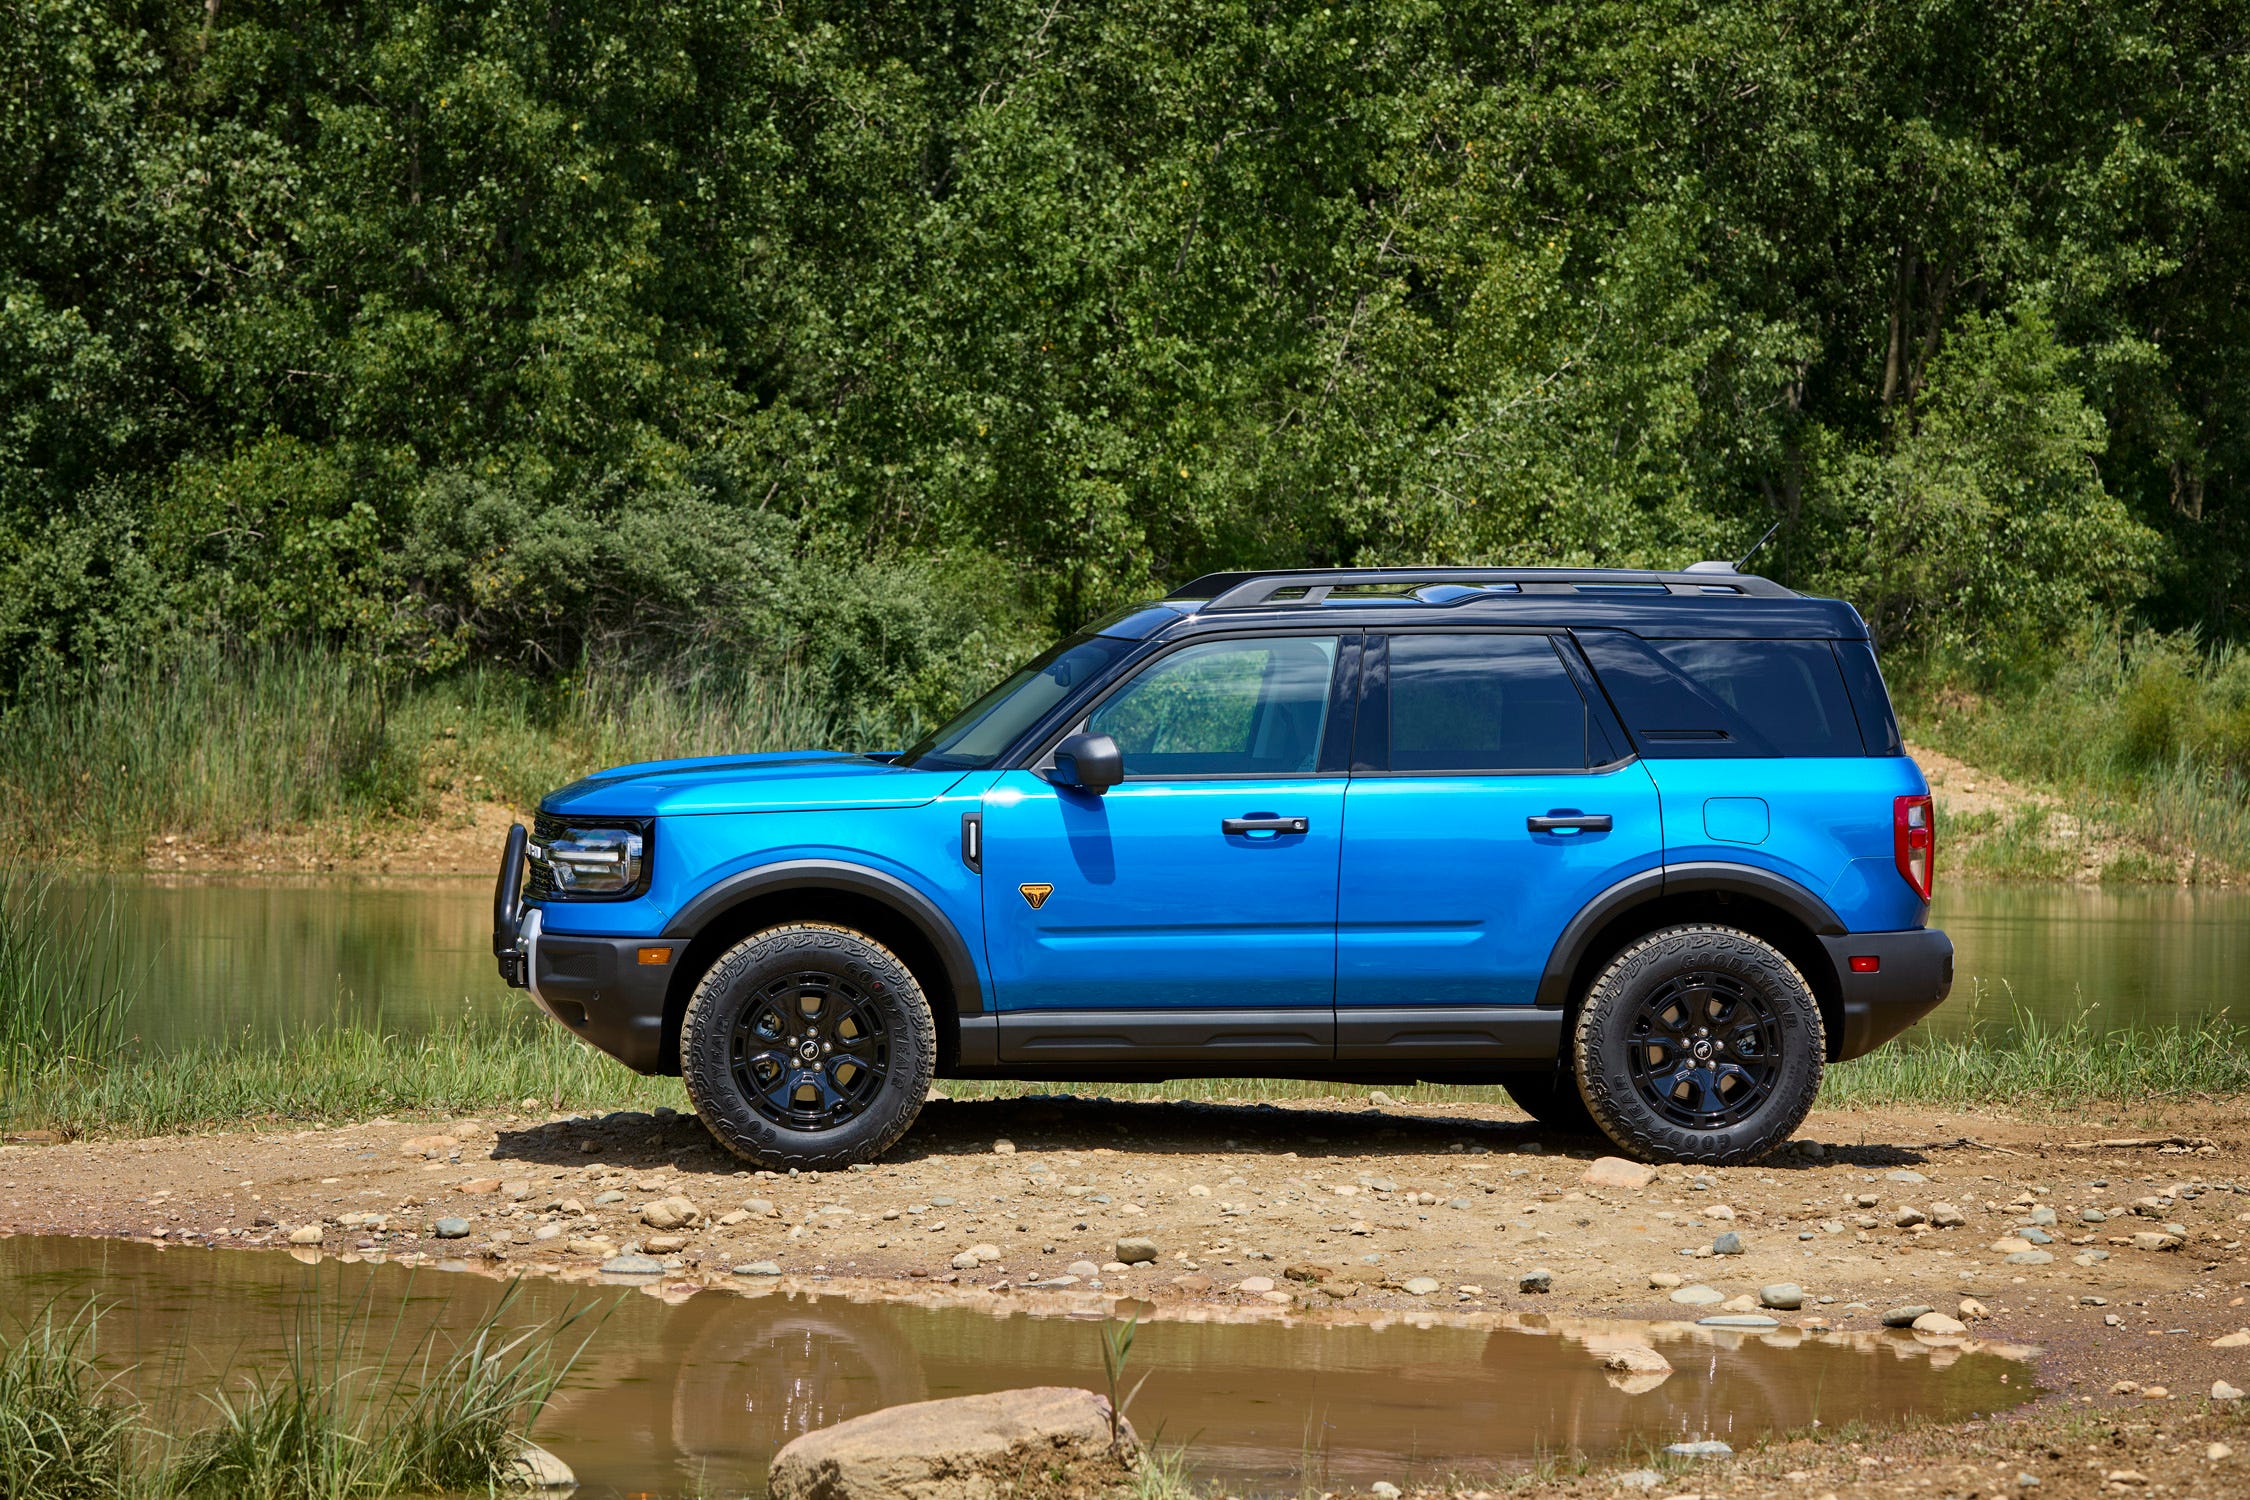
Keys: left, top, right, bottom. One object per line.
{"left": 1575, "top": 925, "right": 1824, "bottom": 1166}
{"left": 680, "top": 925, "right": 935, "bottom": 1169}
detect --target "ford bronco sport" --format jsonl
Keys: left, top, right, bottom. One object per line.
{"left": 494, "top": 566, "right": 1951, "bottom": 1169}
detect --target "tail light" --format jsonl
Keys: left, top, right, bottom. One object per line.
{"left": 1894, "top": 794, "right": 1934, "bottom": 899}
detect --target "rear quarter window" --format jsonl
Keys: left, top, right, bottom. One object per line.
{"left": 1648, "top": 639, "right": 1866, "bottom": 757}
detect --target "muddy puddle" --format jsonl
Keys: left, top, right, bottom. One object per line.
{"left": 1, "top": 1235, "right": 2036, "bottom": 1498}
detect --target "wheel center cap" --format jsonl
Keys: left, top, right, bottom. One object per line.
{"left": 1691, "top": 1040, "right": 1714, "bottom": 1061}
{"left": 797, "top": 1040, "right": 821, "bottom": 1062}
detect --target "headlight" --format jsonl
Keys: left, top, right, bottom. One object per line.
{"left": 533, "top": 824, "right": 646, "bottom": 896}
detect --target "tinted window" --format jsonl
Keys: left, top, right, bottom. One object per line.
{"left": 1088, "top": 636, "right": 1339, "bottom": 776}
{"left": 1835, "top": 640, "right": 1903, "bottom": 756}
{"left": 1650, "top": 640, "right": 1865, "bottom": 757}
{"left": 1387, "top": 634, "right": 1588, "bottom": 772}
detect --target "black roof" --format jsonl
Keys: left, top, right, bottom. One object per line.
{"left": 1096, "top": 565, "right": 1869, "bottom": 640}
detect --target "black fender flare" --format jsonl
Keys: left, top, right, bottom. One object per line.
{"left": 1532, "top": 861, "right": 1846, "bottom": 1009}
{"left": 662, "top": 859, "right": 985, "bottom": 1017}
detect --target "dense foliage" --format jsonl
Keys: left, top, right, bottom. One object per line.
{"left": 5, "top": 0, "right": 2247, "bottom": 699}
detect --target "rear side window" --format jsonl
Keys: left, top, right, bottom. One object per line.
{"left": 1387, "top": 634, "right": 1589, "bottom": 772}
{"left": 1835, "top": 640, "right": 1904, "bottom": 756}
{"left": 1575, "top": 631, "right": 1869, "bottom": 758}
{"left": 1650, "top": 640, "right": 1864, "bottom": 757}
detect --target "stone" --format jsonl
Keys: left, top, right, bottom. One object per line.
{"left": 768, "top": 1388, "right": 1131, "bottom": 1500}
{"left": 1894, "top": 1206, "right": 1929, "bottom": 1228}
{"left": 400, "top": 1134, "right": 457, "bottom": 1156}
{"left": 2004, "top": 1250, "right": 2054, "bottom": 1265}
{"left": 2211, "top": 1329, "right": 2250, "bottom": 1348}
{"left": 2026, "top": 1205, "right": 2056, "bottom": 1225}
{"left": 1711, "top": 1231, "right": 1744, "bottom": 1256}
{"left": 599, "top": 1254, "right": 665, "bottom": 1276}
{"left": 432, "top": 1217, "right": 471, "bottom": 1240}
{"left": 992, "top": 1139, "right": 1017, "bottom": 1155}
{"left": 1518, "top": 1268, "right": 1554, "bottom": 1294}
{"left": 1235, "top": 1276, "right": 1275, "bottom": 1294}
{"left": 1669, "top": 1285, "right": 1724, "bottom": 1306}
{"left": 1882, "top": 1305, "right": 1935, "bottom": 1328}
{"left": 1930, "top": 1202, "right": 1967, "bottom": 1227}
{"left": 1665, "top": 1440, "right": 1733, "bottom": 1458}
{"left": 1959, "top": 1297, "right": 1990, "bottom": 1321}
{"left": 640, "top": 1196, "right": 702, "bottom": 1231}
{"left": 734, "top": 1261, "right": 783, "bottom": 1276}
{"left": 1113, "top": 1237, "right": 1159, "bottom": 1265}
{"left": 2131, "top": 1231, "right": 2183, "bottom": 1252}
{"left": 718, "top": 1210, "right": 751, "bottom": 1227}
{"left": 1706, "top": 1204, "right": 1735, "bottom": 1221}
{"left": 1401, "top": 1276, "right": 1442, "bottom": 1296}
{"left": 1912, "top": 1312, "right": 1968, "bottom": 1336}
{"left": 1371, "top": 1485, "right": 1402, "bottom": 1500}
{"left": 1759, "top": 1284, "right": 1805, "bottom": 1311}
{"left": 1069, "top": 1260, "right": 1103, "bottom": 1278}
{"left": 565, "top": 1237, "right": 616, "bottom": 1258}
{"left": 951, "top": 1251, "right": 984, "bottom": 1271}
{"left": 1699, "top": 1314, "right": 1781, "bottom": 1330}
{"left": 1886, "top": 1170, "right": 1928, "bottom": 1184}
{"left": 645, "top": 1234, "right": 688, "bottom": 1254}
{"left": 2018, "top": 1227, "right": 2053, "bottom": 1245}
{"left": 1284, "top": 1263, "right": 1333, "bottom": 1283}
{"left": 1600, "top": 1345, "right": 1672, "bottom": 1377}
{"left": 1583, "top": 1157, "right": 1660, "bottom": 1191}
{"left": 458, "top": 1178, "right": 503, "bottom": 1195}
{"left": 592, "top": 1191, "right": 625, "bottom": 1207}
{"left": 2215, "top": 1382, "right": 2245, "bottom": 1402}
{"left": 502, "top": 1440, "right": 576, "bottom": 1490}
{"left": 1648, "top": 1272, "right": 1683, "bottom": 1289}
{"left": 1613, "top": 1469, "right": 1663, "bottom": 1489}
{"left": 2209, "top": 1443, "right": 2233, "bottom": 1462}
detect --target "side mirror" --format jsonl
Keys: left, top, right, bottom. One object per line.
{"left": 1050, "top": 732, "right": 1124, "bottom": 795}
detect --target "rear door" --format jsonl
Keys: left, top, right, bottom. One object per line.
{"left": 981, "top": 632, "right": 1357, "bottom": 1064}
{"left": 1335, "top": 631, "right": 1663, "bottom": 1059}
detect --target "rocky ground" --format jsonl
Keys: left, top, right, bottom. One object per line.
{"left": 8, "top": 1092, "right": 2250, "bottom": 1497}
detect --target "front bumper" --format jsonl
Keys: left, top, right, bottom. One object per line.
{"left": 1820, "top": 927, "right": 1955, "bottom": 1062}
{"left": 495, "top": 827, "right": 676, "bottom": 1074}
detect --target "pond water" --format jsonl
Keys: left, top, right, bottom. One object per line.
{"left": 0, "top": 1235, "right": 2031, "bottom": 1498}
{"left": 60, "top": 873, "right": 2250, "bottom": 1050}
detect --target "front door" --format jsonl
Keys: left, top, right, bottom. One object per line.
{"left": 1336, "top": 631, "right": 1664, "bottom": 1059}
{"left": 981, "top": 632, "right": 1354, "bottom": 1064}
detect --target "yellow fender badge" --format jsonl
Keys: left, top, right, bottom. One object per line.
{"left": 1018, "top": 883, "right": 1054, "bottom": 910}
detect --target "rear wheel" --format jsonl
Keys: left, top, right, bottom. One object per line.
{"left": 1573, "top": 924, "right": 1823, "bottom": 1167}
{"left": 1499, "top": 1070, "right": 1598, "bottom": 1135}
{"left": 679, "top": 923, "right": 936, "bottom": 1171}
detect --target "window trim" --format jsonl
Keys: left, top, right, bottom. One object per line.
{"left": 1027, "top": 627, "right": 1364, "bottom": 784}
{"left": 1354, "top": 628, "right": 1623, "bottom": 779}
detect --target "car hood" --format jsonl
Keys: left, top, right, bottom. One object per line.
{"left": 539, "top": 751, "right": 968, "bottom": 818}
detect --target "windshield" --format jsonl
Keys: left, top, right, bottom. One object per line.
{"left": 900, "top": 633, "right": 1138, "bottom": 770}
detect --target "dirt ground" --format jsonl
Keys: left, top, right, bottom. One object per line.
{"left": 8, "top": 1094, "right": 2250, "bottom": 1496}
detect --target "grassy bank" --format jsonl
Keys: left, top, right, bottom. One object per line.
{"left": 0, "top": 1289, "right": 585, "bottom": 1500}
{"left": 6, "top": 1010, "right": 2246, "bottom": 1140}
{"left": 1899, "top": 629, "right": 2250, "bottom": 882}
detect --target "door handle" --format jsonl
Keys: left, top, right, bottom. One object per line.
{"left": 1527, "top": 813, "right": 1612, "bottom": 833}
{"left": 1222, "top": 816, "right": 1309, "bottom": 835}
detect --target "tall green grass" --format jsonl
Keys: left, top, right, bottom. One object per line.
{"left": 0, "top": 869, "right": 132, "bottom": 1094}
{"left": 0, "top": 1304, "right": 142, "bottom": 1500}
{"left": 170, "top": 1280, "right": 591, "bottom": 1500}
{"left": 0, "top": 643, "right": 857, "bottom": 861}
{"left": 2, "top": 1008, "right": 686, "bottom": 1138}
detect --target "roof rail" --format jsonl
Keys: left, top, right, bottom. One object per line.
{"left": 1167, "top": 566, "right": 1796, "bottom": 610}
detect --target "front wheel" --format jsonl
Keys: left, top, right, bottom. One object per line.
{"left": 1573, "top": 924, "right": 1824, "bottom": 1167}
{"left": 679, "top": 924, "right": 937, "bottom": 1171}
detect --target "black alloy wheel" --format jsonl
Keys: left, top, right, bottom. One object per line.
{"left": 1573, "top": 924, "right": 1823, "bottom": 1167}
{"left": 1622, "top": 970, "right": 1785, "bottom": 1130}
{"left": 729, "top": 970, "right": 892, "bottom": 1130}
{"left": 680, "top": 923, "right": 935, "bottom": 1171}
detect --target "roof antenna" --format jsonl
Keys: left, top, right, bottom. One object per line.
{"left": 1735, "top": 518, "right": 1783, "bottom": 572}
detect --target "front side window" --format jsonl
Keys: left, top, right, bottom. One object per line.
{"left": 902, "top": 633, "right": 1138, "bottom": 771}
{"left": 1087, "top": 635, "right": 1340, "bottom": 777}
{"left": 1388, "top": 633, "right": 1589, "bottom": 772}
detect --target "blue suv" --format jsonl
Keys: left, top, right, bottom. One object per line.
{"left": 494, "top": 566, "right": 1951, "bottom": 1169}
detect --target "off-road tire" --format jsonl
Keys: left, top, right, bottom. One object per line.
{"left": 1573, "top": 924, "right": 1823, "bottom": 1167}
{"left": 679, "top": 923, "right": 937, "bottom": 1171}
{"left": 1500, "top": 1069, "right": 1599, "bottom": 1135}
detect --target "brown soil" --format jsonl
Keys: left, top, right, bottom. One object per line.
{"left": 134, "top": 792, "right": 529, "bottom": 876}
{"left": 7, "top": 1096, "right": 2250, "bottom": 1494}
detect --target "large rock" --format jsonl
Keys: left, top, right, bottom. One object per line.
{"left": 768, "top": 1388, "right": 1132, "bottom": 1500}
{"left": 1582, "top": 1157, "right": 1659, "bottom": 1191}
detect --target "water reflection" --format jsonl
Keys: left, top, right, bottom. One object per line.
{"left": 0, "top": 1236, "right": 2031, "bottom": 1499}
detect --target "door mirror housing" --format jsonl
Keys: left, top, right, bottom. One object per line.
{"left": 1050, "top": 733, "right": 1124, "bottom": 795}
